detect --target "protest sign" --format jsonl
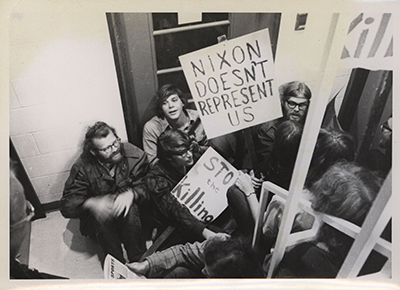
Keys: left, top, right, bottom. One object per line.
{"left": 340, "top": 13, "right": 393, "bottom": 71}
{"left": 171, "top": 147, "right": 239, "bottom": 223}
{"left": 179, "top": 28, "right": 282, "bottom": 139}
{"left": 104, "top": 254, "right": 146, "bottom": 279}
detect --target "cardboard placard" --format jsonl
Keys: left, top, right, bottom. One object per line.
{"left": 171, "top": 147, "right": 239, "bottom": 223}
{"left": 179, "top": 28, "right": 282, "bottom": 139}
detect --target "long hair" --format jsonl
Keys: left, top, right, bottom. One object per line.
{"left": 82, "top": 121, "right": 118, "bottom": 158}
{"left": 266, "top": 120, "right": 303, "bottom": 189}
{"left": 155, "top": 84, "right": 187, "bottom": 118}
{"left": 157, "top": 129, "right": 191, "bottom": 161}
{"left": 203, "top": 236, "right": 265, "bottom": 278}
{"left": 279, "top": 81, "right": 312, "bottom": 102}
{"left": 311, "top": 161, "right": 382, "bottom": 261}
{"left": 305, "top": 128, "right": 355, "bottom": 189}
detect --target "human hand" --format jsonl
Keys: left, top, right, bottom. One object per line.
{"left": 202, "top": 228, "right": 231, "bottom": 240}
{"left": 83, "top": 195, "right": 114, "bottom": 224}
{"left": 208, "top": 232, "right": 231, "bottom": 241}
{"left": 250, "top": 170, "right": 265, "bottom": 190}
{"left": 112, "top": 189, "right": 134, "bottom": 217}
{"left": 126, "top": 260, "right": 150, "bottom": 276}
{"left": 235, "top": 171, "right": 254, "bottom": 196}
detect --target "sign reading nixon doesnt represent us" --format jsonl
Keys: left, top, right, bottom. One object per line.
{"left": 179, "top": 28, "right": 283, "bottom": 139}
{"left": 171, "top": 147, "right": 239, "bottom": 223}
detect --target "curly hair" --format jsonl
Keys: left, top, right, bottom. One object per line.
{"left": 311, "top": 161, "right": 380, "bottom": 226}
{"left": 311, "top": 161, "right": 382, "bottom": 262}
{"left": 155, "top": 84, "right": 187, "bottom": 118}
{"left": 82, "top": 121, "right": 118, "bottom": 157}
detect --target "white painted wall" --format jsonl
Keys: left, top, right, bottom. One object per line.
{"left": 9, "top": 5, "right": 127, "bottom": 204}
{"left": 274, "top": 10, "right": 351, "bottom": 98}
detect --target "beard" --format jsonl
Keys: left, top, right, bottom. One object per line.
{"left": 96, "top": 147, "right": 124, "bottom": 166}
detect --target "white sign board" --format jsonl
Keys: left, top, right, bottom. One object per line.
{"left": 171, "top": 147, "right": 239, "bottom": 223}
{"left": 104, "top": 255, "right": 145, "bottom": 279}
{"left": 179, "top": 28, "right": 282, "bottom": 139}
{"left": 340, "top": 12, "right": 393, "bottom": 70}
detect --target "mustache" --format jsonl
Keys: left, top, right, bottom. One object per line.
{"left": 110, "top": 148, "right": 121, "bottom": 158}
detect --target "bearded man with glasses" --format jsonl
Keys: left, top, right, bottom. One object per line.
{"left": 255, "top": 81, "right": 311, "bottom": 175}
{"left": 60, "top": 121, "right": 150, "bottom": 264}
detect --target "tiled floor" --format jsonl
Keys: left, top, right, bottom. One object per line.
{"left": 29, "top": 210, "right": 104, "bottom": 279}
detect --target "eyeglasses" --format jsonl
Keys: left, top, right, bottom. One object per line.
{"left": 11, "top": 200, "right": 35, "bottom": 228}
{"left": 174, "top": 143, "right": 195, "bottom": 158}
{"left": 286, "top": 100, "right": 308, "bottom": 111}
{"left": 97, "top": 137, "right": 121, "bottom": 153}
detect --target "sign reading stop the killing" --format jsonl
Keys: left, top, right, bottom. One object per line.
{"left": 171, "top": 147, "right": 239, "bottom": 223}
{"left": 179, "top": 28, "right": 282, "bottom": 139}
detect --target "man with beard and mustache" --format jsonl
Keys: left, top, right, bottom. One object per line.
{"left": 60, "top": 121, "right": 150, "bottom": 264}
{"left": 255, "top": 81, "right": 312, "bottom": 176}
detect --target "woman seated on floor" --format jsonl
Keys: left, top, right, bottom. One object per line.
{"left": 136, "top": 129, "right": 222, "bottom": 250}
{"left": 142, "top": 84, "right": 208, "bottom": 164}
{"left": 269, "top": 161, "right": 384, "bottom": 278}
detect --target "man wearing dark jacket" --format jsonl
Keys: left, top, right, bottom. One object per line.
{"left": 60, "top": 121, "right": 150, "bottom": 263}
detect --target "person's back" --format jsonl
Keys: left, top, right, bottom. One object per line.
{"left": 273, "top": 161, "right": 383, "bottom": 278}
{"left": 264, "top": 120, "right": 303, "bottom": 189}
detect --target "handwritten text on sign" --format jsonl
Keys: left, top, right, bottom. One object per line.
{"left": 171, "top": 147, "right": 239, "bottom": 223}
{"left": 179, "top": 28, "right": 282, "bottom": 139}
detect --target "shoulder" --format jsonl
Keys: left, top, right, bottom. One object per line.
{"left": 146, "top": 166, "right": 173, "bottom": 193}
{"left": 259, "top": 118, "right": 280, "bottom": 132}
{"left": 122, "top": 142, "right": 146, "bottom": 159}
{"left": 144, "top": 116, "right": 167, "bottom": 132}
{"left": 187, "top": 109, "right": 199, "bottom": 119}
{"left": 258, "top": 118, "right": 282, "bottom": 137}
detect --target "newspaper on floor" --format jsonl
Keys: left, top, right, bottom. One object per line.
{"left": 104, "top": 254, "right": 146, "bottom": 279}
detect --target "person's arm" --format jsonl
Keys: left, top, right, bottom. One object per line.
{"left": 146, "top": 175, "right": 208, "bottom": 238}
{"left": 127, "top": 241, "right": 206, "bottom": 278}
{"left": 60, "top": 161, "right": 116, "bottom": 223}
{"left": 235, "top": 172, "right": 259, "bottom": 221}
{"left": 113, "top": 145, "right": 151, "bottom": 216}
{"left": 60, "top": 162, "right": 91, "bottom": 218}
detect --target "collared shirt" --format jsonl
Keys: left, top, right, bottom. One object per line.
{"left": 142, "top": 109, "right": 208, "bottom": 164}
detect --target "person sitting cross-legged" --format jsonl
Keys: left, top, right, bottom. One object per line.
{"left": 126, "top": 233, "right": 265, "bottom": 278}
{"left": 60, "top": 121, "right": 150, "bottom": 264}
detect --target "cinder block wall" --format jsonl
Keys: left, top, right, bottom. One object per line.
{"left": 9, "top": 5, "right": 128, "bottom": 204}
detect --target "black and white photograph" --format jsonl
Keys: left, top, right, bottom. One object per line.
{"left": 3, "top": 0, "right": 398, "bottom": 289}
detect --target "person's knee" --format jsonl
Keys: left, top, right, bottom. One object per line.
{"left": 226, "top": 185, "right": 243, "bottom": 203}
